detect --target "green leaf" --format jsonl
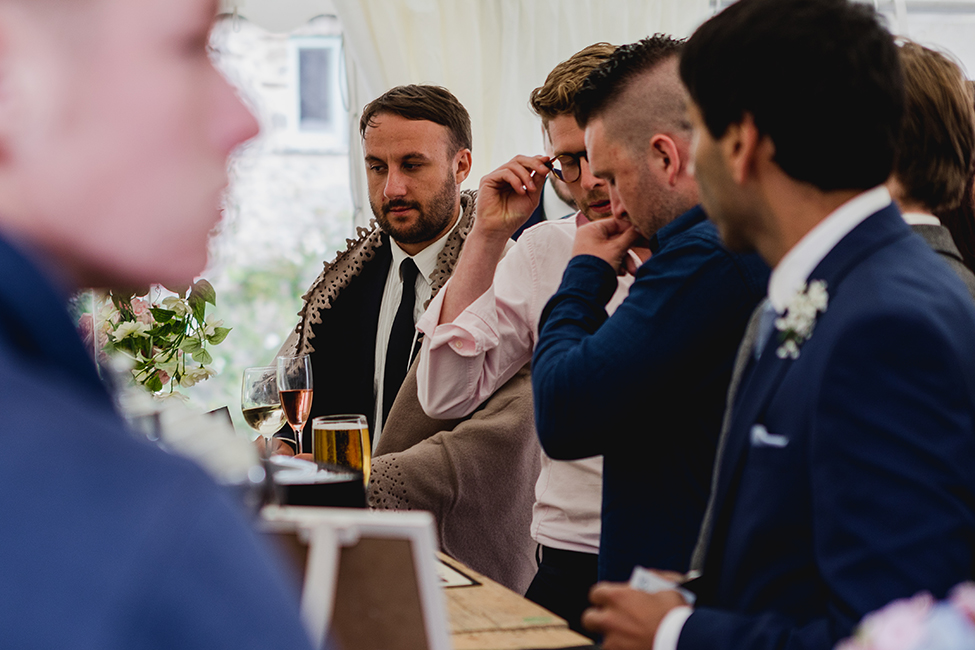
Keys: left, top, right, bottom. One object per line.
{"left": 180, "top": 338, "right": 203, "bottom": 354}
{"left": 163, "top": 282, "right": 190, "bottom": 298}
{"left": 190, "top": 279, "right": 217, "bottom": 307}
{"left": 146, "top": 374, "right": 163, "bottom": 393}
{"left": 207, "top": 326, "right": 231, "bottom": 345}
{"left": 192, "top": 349, "right": 213, "bottom": 365}
{"left": 150, "top": 308, "right": 176, "bottom": 322}
{"left": 110, "top": 292, "right": 130, "bottom": 312}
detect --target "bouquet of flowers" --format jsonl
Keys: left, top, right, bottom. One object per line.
{"left": 836, "top": 583, "right": 975, "bottom": 650}
{"left": 81, "top": 280, "right": 230, "bottom": 399}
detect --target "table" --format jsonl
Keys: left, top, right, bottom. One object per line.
{"left": 439, "top": 554, "right": 594, "bottom": 650}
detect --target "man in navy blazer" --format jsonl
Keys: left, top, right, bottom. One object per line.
{"left": 531, "top": 36, "right": 769, "bottom": 584}
{"left": 583, "top": 1, "right": 975, "bottom": 649}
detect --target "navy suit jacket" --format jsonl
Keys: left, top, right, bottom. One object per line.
{"left": 683, "top": 204, "right": 975, "bottom": 650}
{"left": 533, "top": 206, "right": 769, "bottom": 581}
{"left": 0, "top": 236, "right": 314, "bottom": 650}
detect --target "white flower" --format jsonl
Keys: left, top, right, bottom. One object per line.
{"left": 179, "top": 366, "right": 215, "bottom": 388}
{"left": 161, "top": 296, "right": 191, "bottom": 317}
{"left": 775, "top": 280, "right": 828, "bottom": 359}
{"left": 155, "top": 391, "right": 190, "bottom": 403}
{"left": 203, "top": 318, "right": 224, "bottom": 338}
{"left": 112, "top": 321, "right": 150, "bottom": 340}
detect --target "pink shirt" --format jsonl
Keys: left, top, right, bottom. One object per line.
{"left": 417, "top": 214, "right": 632, "bottom": 554}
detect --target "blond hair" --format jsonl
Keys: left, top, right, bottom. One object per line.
{"left": 529, "top": 43, "right": 616, "bottom": 127}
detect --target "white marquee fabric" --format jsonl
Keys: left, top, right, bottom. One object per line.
{"left": 219, "top": 0, "right": 710, "bottom": 225}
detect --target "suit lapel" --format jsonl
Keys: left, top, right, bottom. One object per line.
{"left": 699, "top": 204, "right": 911, "bottom": 583}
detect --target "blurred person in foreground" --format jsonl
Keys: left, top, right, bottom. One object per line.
{"left": 416, "top": 43, "right": 624, "bottom": 634}
{"left": 887, "top": 40, "right": 975, "bottom": 297}
{"left": 582, "top": 2, "right": 975, "bottom": 649}
{"left": 0, "top": 0, "right": 315, "bottom": 648}
{"left": 529, "top": 35, "right": 769, "bottom": 585}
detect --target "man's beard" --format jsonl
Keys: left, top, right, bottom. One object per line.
{"left": 373, "top": 172, "right": 458, "bottom": 245}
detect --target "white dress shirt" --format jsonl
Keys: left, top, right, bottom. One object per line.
{"left": 417, "top": 214, "right": 633, "bottom": 554}
{"left": 653, "top": 185, "right": 893, "bottom": 650}
{"left": 372, "top": 214, "right": 463, "bottom": 446}
{"left": 901, "top": 212, "right": 941, "bottom": 227}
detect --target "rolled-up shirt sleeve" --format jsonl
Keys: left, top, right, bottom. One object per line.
{"left": 416, "top": 234, "right": 542, "bottom": 419}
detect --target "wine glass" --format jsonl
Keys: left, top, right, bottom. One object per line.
{"left": 241, "top": 366, "right": 287, "bottom": 457}
{"left": 276, "top": 355, "right": 313, "bottom": 456}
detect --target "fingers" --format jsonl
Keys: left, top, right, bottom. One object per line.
{"left": 583, "top": 582, "right": 627, "bottom": 633}
{"left": 480, "top": 155, "right": 551, "bottom": 195}
{"left": 271, "top": 438, "right": 295, "bottom": 456}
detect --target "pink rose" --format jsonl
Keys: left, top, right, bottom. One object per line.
{"left": 950, "top": 582, "right": 975, "bottom": 623}
{"left": 854, "top": 592, "right": 933, "bottom": 650}
{"left": 131, "top": 298, "right": 153, "bottom": 325}
{"left": 77, "top": 312, "right": 93, "bottom": 345}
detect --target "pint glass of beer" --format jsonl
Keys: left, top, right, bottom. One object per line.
{"left": 311, "top": 414, "right": 371, "bottom": 485}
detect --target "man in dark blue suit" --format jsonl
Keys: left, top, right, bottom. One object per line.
{"left": 583, "top": 2, "right": 975, "bottom": 649}
{"left": 531, "top": 36, "right": 769, "bottom": 584}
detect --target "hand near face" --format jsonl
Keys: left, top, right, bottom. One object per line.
{"left": 572, "top": 216, "right": 642, "bottom": 272}
{"left": 475, "top": 155, "right": 551, "bottom": 240}
{"left": 582, "top": 583, "right": 688, "bottom": 650}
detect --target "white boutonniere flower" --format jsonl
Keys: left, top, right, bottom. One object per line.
{"left": 775, "top": 280, "right": 828, "bottom": 359}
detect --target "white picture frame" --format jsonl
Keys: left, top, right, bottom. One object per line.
{"left": 261, "top": 506, "right": 451, "bottom": 650}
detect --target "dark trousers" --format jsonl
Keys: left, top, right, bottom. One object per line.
{"left": 523, "top": 545, "right": 599, "bottom": 639}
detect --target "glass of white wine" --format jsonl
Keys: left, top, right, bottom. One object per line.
{"left": 276, "top": 355, "right": 313, "bottom": 456}
{"left": 241, "top": 366, "right": 287, "bottom": 457}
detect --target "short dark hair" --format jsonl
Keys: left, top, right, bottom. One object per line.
{"left": 359, "top": 84, "right": 472, "bottom": 154}
{"left": 680, "top": 0, "right": 904, "bottom": 192}
{"left": 894, "top": 41, "right": 975, "bottom": 214}
{"left": 530, "top": 43, "right": 617, "bottom": 127}
{"left": 574, "top": 35, "right": 685, "bottom": 128}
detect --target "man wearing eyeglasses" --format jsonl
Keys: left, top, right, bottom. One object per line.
{"left": 415, "top": 43, "right": 630, "bottom": 636}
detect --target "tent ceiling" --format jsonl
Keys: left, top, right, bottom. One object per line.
{"left": 218, "top": 0, "right": 338, "bottom": 33}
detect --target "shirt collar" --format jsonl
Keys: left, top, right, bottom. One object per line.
{"left": 649, "top": 205, "right": 707, "bottom": 254}
{"left": 768, "top": 185, "right": 891, "bottom": 312}
{"left": 902, "top": 212, "right": 941, "bottom": 227}
{"left": 389, "top": 209, "right": 463, "bottom": 283}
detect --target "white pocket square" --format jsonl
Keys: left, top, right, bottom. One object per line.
{"left": 750, "top": 424, "right": 789, "bottom": 448}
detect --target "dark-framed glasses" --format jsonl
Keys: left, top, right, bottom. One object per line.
{"left": 544, "top": 151, "right": 588, "bottom": 183}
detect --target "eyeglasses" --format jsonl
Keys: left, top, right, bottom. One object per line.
{"left": 544, "top": 151, "right": 588, "bottom": 184}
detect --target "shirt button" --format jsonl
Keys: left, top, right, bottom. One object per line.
{"left": 453, "top": 341, "right": 464, "bottom": 350}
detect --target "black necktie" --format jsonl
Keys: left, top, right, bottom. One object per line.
{"left": 383, "top": 258, "right": 420, "bottom": 424}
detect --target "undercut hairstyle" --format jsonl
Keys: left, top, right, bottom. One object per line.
{"left": 530, "top": 42, "right": 617, "bottom": 127}
{"left": 680, "top": 0, "right": 904, "bottom": 192}
{"left": 893, "top": 41, "right": 975, "bottom": 214}
{"left": 574, "top": 35, "right": 685, "bottom": 128}
{"left": 573, "top": 35, "right": 691, "bottom": 156}
{"left": 360, "top": 84, "right": 472, "bottom": 154}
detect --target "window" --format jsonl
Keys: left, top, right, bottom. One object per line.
{"left": 285, "top": 35, "right": 348, "bottom": 153}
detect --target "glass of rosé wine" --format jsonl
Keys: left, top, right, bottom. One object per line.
{"left": 275, "top": 355, "right": 313, "bottom": 456}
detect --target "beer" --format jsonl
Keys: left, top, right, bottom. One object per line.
{"left": 311, "top": 415, "right": 371, "bottom": 485}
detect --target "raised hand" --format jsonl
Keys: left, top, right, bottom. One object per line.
{"left": 572, "top": 216, "right": 642, "bottom": 273}
{"left": 475, "top": 155, "right": 552, "bottom": 240}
